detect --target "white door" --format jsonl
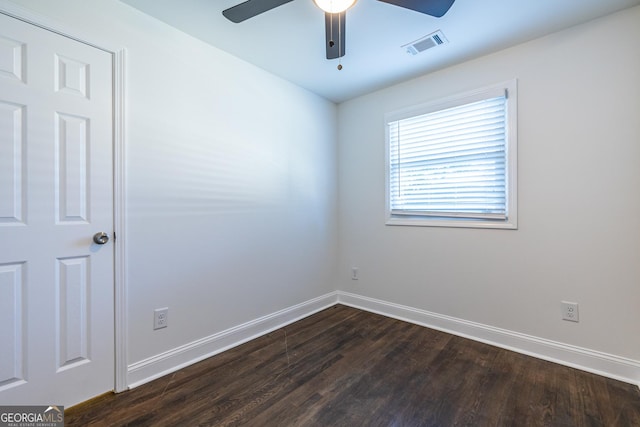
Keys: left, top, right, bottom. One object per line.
{"left": 0, "top": 13, "right": 114, "bottom": 407}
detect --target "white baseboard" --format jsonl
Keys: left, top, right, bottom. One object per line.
{"left": 337, "top": 291, "right": 640, "bottom": 386}
{"left": 126, "top": 290, "right": 640, "bottom": 390}
{"left": 127, "top": 292, "right": 339, "bottom": 389}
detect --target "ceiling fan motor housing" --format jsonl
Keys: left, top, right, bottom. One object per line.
{"left": 222, "top": 0, "right": 456, "bottom": 60}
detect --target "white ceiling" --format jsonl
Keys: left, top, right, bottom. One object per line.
{"left": 120, "top": 0, "right": 640, "bottom": 103}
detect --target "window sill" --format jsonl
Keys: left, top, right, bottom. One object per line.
{"left": 385, "top": 215, "right": 518, "bottom": 230}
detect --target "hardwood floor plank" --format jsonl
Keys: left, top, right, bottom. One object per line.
{"left": 65, "top": 305, "right": 640, "bottom": 426}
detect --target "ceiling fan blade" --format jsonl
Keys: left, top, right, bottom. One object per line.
{"left": 223, "top": 0, "right": 294, "bottom": 23}
{"left": 377, "top": 0, "right": 455, "bottom": 17}
{"left": 325, "top": 12, "right": 346, "bottom": 60}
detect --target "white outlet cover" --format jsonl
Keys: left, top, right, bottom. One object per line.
{"left": 154, "top": 308, "right": 169, "bottom": 330}
{"left": 561, "top": 301, "right": 579, "bottom": 322}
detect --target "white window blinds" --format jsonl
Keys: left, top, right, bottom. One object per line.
{"left": 388, "top": 92, "right": 508, "bottom": 220}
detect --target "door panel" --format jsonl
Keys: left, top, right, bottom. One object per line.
{"left": 0, "top": 100, "right": 24, "bottom": 224}
{"left": 0, "top": 13, "right": 114, "bottom": 407}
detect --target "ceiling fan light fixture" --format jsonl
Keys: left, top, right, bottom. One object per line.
{"left": 314, "top": 0, "right": 356, "bottom": 14}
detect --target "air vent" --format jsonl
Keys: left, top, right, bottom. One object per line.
{"left": 403, "top": 30, "right": 448, "bottom": 56}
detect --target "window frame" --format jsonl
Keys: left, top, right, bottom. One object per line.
{"left": 384, "top": 80, "right": 518, "bottom": 229}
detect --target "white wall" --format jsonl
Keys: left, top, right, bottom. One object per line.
{"left": 6, "top": 0, "right": 639, "bottom": 390}
{"left": 338, "top": 6, "right": 640, "bottom": 364}
{"left": 6, "top": 0, "right": 338, "bottom": 377}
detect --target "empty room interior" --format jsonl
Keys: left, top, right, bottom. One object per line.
{"left": 0, "top": 0, "right": 639, "bottom": 425}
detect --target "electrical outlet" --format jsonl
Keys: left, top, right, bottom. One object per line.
{"left": 561, "top": 301, "right": 579, "bottom": 322}
{"left": 154, "top": 308, "right": 169, "bottom": 330}
{"left": 351, "top": 267, "right": 359, "bottom": 280}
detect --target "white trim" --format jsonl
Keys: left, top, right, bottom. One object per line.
{"left": 385, "top": 216, "right": 518, "bottom": 229}
{"left": 384, "top": 79, "right": 518, "bottom": 230}
{"left": 0, "top": 0, "right": 129, "bottom": 393}
{"left": 127, "top": 292, "right": 339, "bottom": 389}
{"left": 337, "top": 291, "right": 640, "bottom": 386}
{"left": 385, "top": 84, "right": 508, "bottom": 123}
{"left": 126, "top": 289, "right": 639, "bottom": 391}
{"left": 0, "top": 1, "right": 119, "bottom": 53}
{"left": 113, "top": 48, "right": 128, "bottom": 393}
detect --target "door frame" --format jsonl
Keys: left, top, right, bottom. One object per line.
{"left": 0, "top": 1, "right": 128, "bottom": 393}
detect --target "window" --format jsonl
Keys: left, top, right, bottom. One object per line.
{"left": 385, "top": 80, "right": 517, "bottom": 229}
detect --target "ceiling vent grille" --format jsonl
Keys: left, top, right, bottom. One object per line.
{"left": 403, "top": 30, "right": 448, "bottom": 56}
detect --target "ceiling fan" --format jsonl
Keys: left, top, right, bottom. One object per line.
{"left": 222, "top": 0, "right": 456, "bottom": 61}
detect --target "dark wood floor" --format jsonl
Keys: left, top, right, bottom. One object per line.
{"left": 66, "top": 305, "right": 640, "bottom": 426}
